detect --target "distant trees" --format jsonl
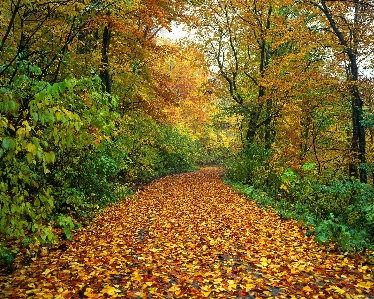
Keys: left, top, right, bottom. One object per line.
{"left": 195, "top": 0, "right": 374, "bottom": 183}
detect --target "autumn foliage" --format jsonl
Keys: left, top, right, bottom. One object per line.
{"left": 1, "top": 0, "right": 374, "bottom": 294}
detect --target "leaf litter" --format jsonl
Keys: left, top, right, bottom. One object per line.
{"left": 0, "top": 167, "right": 373, "bottom": 298}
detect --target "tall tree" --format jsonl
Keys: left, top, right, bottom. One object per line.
{"left": 307, "top": 0, "right": 374, "bottom": 183}
{"left": 196, "top": 0, "right": 322, "bottom": 155}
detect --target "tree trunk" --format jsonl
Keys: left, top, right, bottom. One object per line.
{"left": 245, "top": 102, "right": 263, "bottom": 144}
{"left": 100, "top": 24, "right": 112, "bottom": 93}
{"left": 317, "top": 0, "right": 367, "bottom": 183}
{"left": 348, "top": 65, "right": 366, "bottom": 182}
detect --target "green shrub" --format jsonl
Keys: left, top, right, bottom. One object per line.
{"left": 1, "top": 62, "right": 203, "bottom": 258}
{"left": 0, "top": 71, "right": 117, "bottom": 241}
{"left": 114, "top": 113, "right": 198, "bottom": 183}
{"left": 225, "top": 163, "right": 374, "bottom": 252}
{"left": 0, "top": 242, "right": 15, "bottom": 265}
{"left": 55, "top": 215, "right": 75, "bottom": 241}
{"left": 226, "top": 144, "right": 280, "bottom": 190}
{"left": 313, "top": 214, "right": 371, "bottom": 251}
{"left": 156, "top": 126, "right": 199, "bottom": 174}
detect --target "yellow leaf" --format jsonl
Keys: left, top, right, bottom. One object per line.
{"left": 227, "top": 280, "right": 237, "bottom": 291}
{"left": 330, "top": 285, "right": 345, "bottom": 294}
{"left": 198, "top": 282, "right": 208, "bottom": 289}
{"left": 260, "top": 257, "right": 268, "bottom": 267}
{"left": 201, "top": 290, "right": 211, "bottom": 297}
{"left": 43, "top": 268, "right": 51, "bottom": 275}
{"left": 101, "top": 285, "right": 119, "bottom": 295}
{"left": 168, "top": 284, "right": 181, "bottom": 295}
{"left": 84, "top": 288, "right": 95, "bottom": 297}
{"left": 26, "top": 143, "right": 37, "bottom": 155}
{"left": 280, "top": 184, "right": 289, "bottom": 192}
{"left": 245, "top": 283, "right": 256, "bottom": 291}
{"left": 302, "top": 285, "right": 313, "bottom": 292}
{"left": 131, "top": 270, "right": 142, "bottom": 281}
{"left": 355, "top": 281, "right": 373, "bottom": 290}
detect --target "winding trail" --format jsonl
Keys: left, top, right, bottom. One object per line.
{"left": 1, "top": 167, "right": 373, "bottom": 298}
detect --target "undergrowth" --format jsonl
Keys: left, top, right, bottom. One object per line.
{"left": 224, "top": 168, "right": 374, "bottom": 253}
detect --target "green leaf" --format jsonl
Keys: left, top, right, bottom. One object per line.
{"left": 44, "top": 152, "right": 56, "bottom": 163}
{"left": 50, "top": 151, "right": 55, "bottom": 163}
{"left": 26, "top": 152, "right": 34, "bottom": 164}
{"left": 2, "top": 138, "right": 10, "bottom": 150}
{"left": 302, "top": 163, "right": 316, "bottom": 171}
{"left": 47, "top": 83, "right": 60, "bottom": 98}
{"left": 35, "top": 90, "right": 47, "bottom": 102}
{"left": 31, "top": 222, "right": 38, "bottom": 232}
{"left": 1, "top": 249, "right": 14, "bottom": 265}
{"left": 31, "top": 112, "right": 39, "bottom": 121}
{"left": 36, "top": 151, "right": 42, "bottom": 159}
{"left": 9, "top": 100, "right": 16, "bottom": 111}
{"left": 2, "top": 137, "right": 15, "bottom": 150}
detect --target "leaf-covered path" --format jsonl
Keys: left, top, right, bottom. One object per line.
{"left": 1, "top": 168, "right": 373, "bottom": 298}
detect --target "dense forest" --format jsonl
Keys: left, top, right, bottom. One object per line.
{"left": 1, "top": 0, "right": 374, "bottom": 265}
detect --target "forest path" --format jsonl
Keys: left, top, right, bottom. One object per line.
{"left": 1, "top": 167, "right": 373, "bottom": 298}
